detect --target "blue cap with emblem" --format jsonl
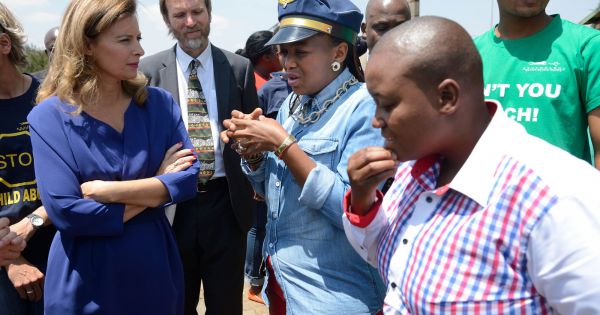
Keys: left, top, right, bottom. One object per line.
{"left": 266, "top": 0, "right": 363, "bottom": 46}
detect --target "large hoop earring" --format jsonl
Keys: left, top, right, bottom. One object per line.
{"left": 331, "top": 61, "right": 341, "bottom": 72}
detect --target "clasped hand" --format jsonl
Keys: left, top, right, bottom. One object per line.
{"left": 220, "top": 108, "right": 289, "bottom": 157}
{"left": 0, "top": 218, "right": 42, "bottom": 301}
{"left": 0, "top": 217, "right": 26, "bottom": 266}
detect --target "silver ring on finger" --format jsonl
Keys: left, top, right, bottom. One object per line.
{"left": 233, "top": 142, "right": 244, "bottom": 155}
{"left": 237, "top": 142, "right": 246, "bottom": 152}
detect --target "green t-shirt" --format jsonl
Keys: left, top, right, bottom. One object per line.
{"left": 474, "top": 15, "right": 600, "bottom": 163}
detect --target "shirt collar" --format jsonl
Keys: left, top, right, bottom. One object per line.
{"left": 300, "top": 68, "right": 353, "bottom": 109}
{"left": 176, "top": 42, "right": 212, "bottom": 71}
{"left": 410, "top": 101, "right": 528, "bottom": 207}
{"left": 409, "top": 155, "right": 440, "bottom": 191}
{"left": 448, "top": 101, "right": 528, "bottom": 206}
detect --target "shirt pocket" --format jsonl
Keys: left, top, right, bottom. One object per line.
{"left": 298, "top": 138, "right": 338, "bottom": 169}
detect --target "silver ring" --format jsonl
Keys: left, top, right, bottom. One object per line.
{"left": 235, "top": 139, "right": 246, "bottom": 150}
{"left": 233, "top": 141, "right": 246, "bottom": 154}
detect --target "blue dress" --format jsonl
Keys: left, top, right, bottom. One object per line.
{"left": 27, "top": 87, "right": 199, "bottom": 315}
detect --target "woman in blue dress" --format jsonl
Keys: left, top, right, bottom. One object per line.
{"left": 28, "top": 0, "right": 198, "bottom": 314}
{"left": 221, "top": 1, "right": 385, "bottom": 314}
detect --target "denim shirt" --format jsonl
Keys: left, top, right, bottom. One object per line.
{"left": 243, "top": 69, "right": 385, "bottom": 314}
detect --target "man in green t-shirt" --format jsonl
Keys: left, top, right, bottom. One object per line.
{"left": 475, "top": 0, "right": 600, "bottom": 169}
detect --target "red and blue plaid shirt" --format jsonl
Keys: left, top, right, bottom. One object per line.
{"left": 344, "top": 104, "right": 600, "bottom": 314}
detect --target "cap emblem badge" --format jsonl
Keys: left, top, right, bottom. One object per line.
{"left": 279, "top": 0, "right": 296, "bottom": 8}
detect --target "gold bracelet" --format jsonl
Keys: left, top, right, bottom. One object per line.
{"left": 274, "top": 134, "right": 297, "bottom": 159}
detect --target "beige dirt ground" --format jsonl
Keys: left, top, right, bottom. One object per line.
{"left": 196, "top": 283, "right": 268, "bottom": 315}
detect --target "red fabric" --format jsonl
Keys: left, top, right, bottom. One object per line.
{"left": 254, "top": 72, "right": 268, "bottom": 91}
{"left": 343, "top": 189, "right": 384, "bottom": 228}
{"left": 266, "top": 256, "right": 286, "bottom": 315}
{"left": 411, "top": 154, "right": 438, "bottom": 178}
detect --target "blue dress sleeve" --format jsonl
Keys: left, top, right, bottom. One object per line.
{"left": 154, "top": 89, "right": 199, "bottom": 205}
{"left": 28, "top": 100, "right": 125, "bottom": 237}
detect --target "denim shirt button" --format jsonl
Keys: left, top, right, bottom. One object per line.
{"left": 275, "top": 181, "right": 281, "bottom": 187}
{"left": 273, "top": 212, "right": 278, "bottom": 219}
{"left": 269, "top": 243, "right": 274, "bottom": 248}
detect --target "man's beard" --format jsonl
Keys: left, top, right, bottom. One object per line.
{"left": 183, "top": 37, "right": 207, "bottom": 51}
{"left": 170, "top": 25, "right": 210, "bottom": 52}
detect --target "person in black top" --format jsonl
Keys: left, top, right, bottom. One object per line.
{"left": 0, "top": 3, "right": 55, "bottom": 315}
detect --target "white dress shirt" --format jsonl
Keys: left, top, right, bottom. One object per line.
{"left": 162, "top": 43, "right": 226, "bottom": 224}
{"left": 343, "top": 103, "right": 600, "bottom": 314}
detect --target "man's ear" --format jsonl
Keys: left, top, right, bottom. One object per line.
{"left": 361, "top": 22, "right": 367, "bottom": 35}
{"left": 0, "top": 33, "right": 12, "bottom": 56}
{"left": 437, "top": 78, "right": 460, "bottom": 115}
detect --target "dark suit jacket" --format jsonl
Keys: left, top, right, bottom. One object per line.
{"left": 139, "top": 44, "right": 258, "bottom": 232}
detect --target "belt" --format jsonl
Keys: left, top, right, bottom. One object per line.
{"left": 197, "top": 177, "right": 228, "bottom": 193}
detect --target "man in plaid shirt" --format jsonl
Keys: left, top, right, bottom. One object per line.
{"left": 343, "top": 17, "right": 600, "bottom": 314}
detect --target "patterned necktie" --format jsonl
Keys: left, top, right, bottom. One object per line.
{"left": 187, "top": 59, "right": 215, "bottom": 183}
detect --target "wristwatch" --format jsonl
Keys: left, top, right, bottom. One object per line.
{"left": 27, "top": 213, "right": 44, "bottom": 230}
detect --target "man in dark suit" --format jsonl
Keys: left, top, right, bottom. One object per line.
{"left": 139, "top": 0, "right": 257, "bottom": 314}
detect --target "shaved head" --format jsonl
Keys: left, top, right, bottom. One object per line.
{"left": 363, "top": 0, "right": 411, "bottom": 51}
{"left": 43, "top": 27, "right": 59, "bottom": 55}
{"left": 365, "top": 0, "right": 410, "bottom": 15}
{"left": 370, "top": 16, "right": 483, "bottom": 90}
{"left": 366, "top": 17, "right": 489, "bottom": 164}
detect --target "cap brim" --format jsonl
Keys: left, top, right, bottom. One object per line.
{"left": 265, "top": 26, "right": 319, "bottom": 46}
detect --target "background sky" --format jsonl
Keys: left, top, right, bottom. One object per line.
{"left": 3, "top": 0, "right": 599, "bottom": 56}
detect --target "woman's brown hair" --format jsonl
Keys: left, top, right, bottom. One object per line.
{"left": 36, "top": 0, "right": 147, "bottom": 111}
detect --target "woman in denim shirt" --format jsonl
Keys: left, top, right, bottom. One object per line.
{"left": 221, "top": 1, "right": 385, "bottom": 314}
